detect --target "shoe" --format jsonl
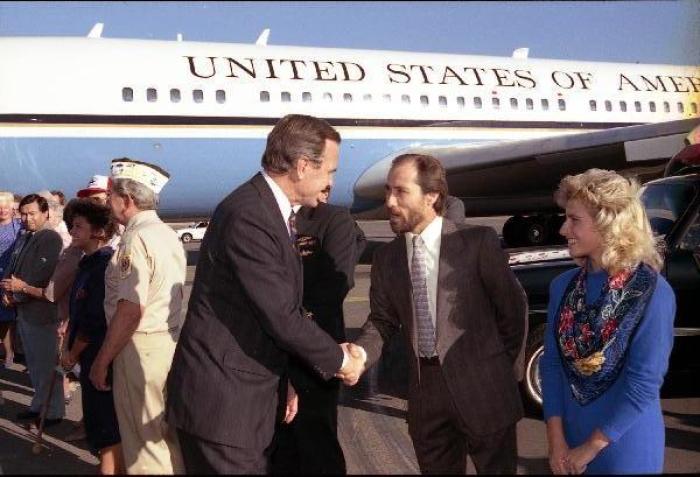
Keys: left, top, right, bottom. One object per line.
{"left": 35, "top": 417, "right": 62, "bottom": 428}
{"left": 64, "top": 423, "right": 87, "bottom": 442}
{"left": 16, "top": 410, "right": 40, "bottom": 421}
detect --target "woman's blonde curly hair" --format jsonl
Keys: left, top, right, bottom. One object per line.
{"left": 554, "top": 168, "right": 662, "bottom": 275}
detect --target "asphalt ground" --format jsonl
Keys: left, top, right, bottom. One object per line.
{"left": 0, "top": 219, "right": 698, "bottom": 474}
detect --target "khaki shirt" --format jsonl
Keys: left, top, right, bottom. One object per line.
{"left": 104, "top": 210, "right": 186, "bottom": 333}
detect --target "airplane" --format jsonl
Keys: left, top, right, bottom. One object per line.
{"left": 1, "top": 24, "right": 699, "bottom": 246}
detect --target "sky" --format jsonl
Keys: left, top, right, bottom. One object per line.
{"left": 0, "top": 1, "right": 698, "bottom": 66}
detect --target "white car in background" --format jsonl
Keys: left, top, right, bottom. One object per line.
{"left": 176, "top": 221, "right": 209, "bottom": 243}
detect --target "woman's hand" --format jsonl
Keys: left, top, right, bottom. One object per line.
{"left": 566, "top": 429, "right": 609, "bottom": 474}
{"left": 549, "top": 439, "right": 571, "bottom": 475}
{"left": 60, "top": 351, "right": 77, "bottom": 371}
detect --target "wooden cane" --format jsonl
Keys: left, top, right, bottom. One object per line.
{"left": 31, "top": 334, "right": 65, "bottom": 455}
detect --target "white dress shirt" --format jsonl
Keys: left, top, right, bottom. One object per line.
{"left": 261, "top": 170, "right": 302, "bottom": 237}
{"left": 405, "top": 216, "right": 443, "bottom": 328}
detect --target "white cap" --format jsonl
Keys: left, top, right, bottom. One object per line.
{"left": 77, "top": 175, "right": 110, "bottom": 198}
{"left": 110, "top": 158, "right": 170, "bottom": 194}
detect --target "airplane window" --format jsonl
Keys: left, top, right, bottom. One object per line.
{"left": 302, "top": 92, "right": 311, "bottom": 103}
{"left": 420, "top": 95, "right": 429, "bottom": 106}
{"left": 619, "top": 101, "right": 627, "bottom": 112}
{"left": 474, "top": 97, "right": 482, "bottom": 109}
{"left": 677, "top": 102, "right": 684, "bottom": 113}
{"left": 605, "top": 100, "right": 612, "bottom": 112}
{"left": 510, "top": 98, "right": 518, "bottom": 109}
{"left": 457, "top": 97, "right": 465, "bottom": 108}
{"left": 649, "top": 101, "right": 656, "bottom": 113}
{"left": 526, "top": 98, "right": 533, "bottom": 110}
{"left": 363, "top": 94, "right": 372, "bottom": 102}
{"left": 216, "top": 90, "right": 226, "bottom": 104}
{"left": 343, "top": 93, "right": 353, "bottom": 103}
{"left": 122, "top": 87, "right": 134, "bottom": 102}
{"left": 541, "top": 99, "right": 549, "bottom": 111}
{"left": 281, "top": 92, "right": 291, "bottom": 102}
{"left": 402, "top": 94, "right": 411, "bottom": 104}
{"left": 193, "top": 89, "right": 204, "bottom": 103}
{"left": 589, "top": 100, "right": 597, "bottom": 111}
{"left": 558, "top": 99, "right": 566, "bottom": 111}
{"left": 492, "top": 97, "right": 500, "bottom": 109}
{"left": 634, "top": 101, "right": 642, "bottom": 112}
{"left": 147, "top": 88, "right": 157, "bottom": 102}
{"left": 692, "top": 103, "right": 698, "bottom": 114}
{"left": 383, "top": 94, "right": 391, "bottom": 103}
{"left": 323, "top": 93, "right": 333, "bottom": 102}
{"left": 663, "top": 101, "right": 670, "bottom": 113}
{"left": 439, "top": 96, "right": 447, "bottom": 107}
{"left": 170, "top": 89, "right": 181, "bottom": 103}
{"left": 260, "top": 91, "right": 270, "bottom": 102}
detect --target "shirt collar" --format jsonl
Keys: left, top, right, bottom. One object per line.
{"left": 406, "top": 216, "right": 443, "bottom": 249}
{"left": 262, "top": 170, "right": 297, "bottom": 222}
{"left": 125, "top": 210, "right": 159, "bottom": 231}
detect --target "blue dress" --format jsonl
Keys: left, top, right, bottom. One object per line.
{"left": 541, "top": 267, "right": 675, "bottom": 474}
{"left": 0, "top": 219, "right": 22, "bottom": 322}
{"left": 68, "top": 246, "right": 120, "bottom": 455}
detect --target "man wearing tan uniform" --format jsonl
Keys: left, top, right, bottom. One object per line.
{"left": 90, "top": 158, "right": 186, "bottom": 474}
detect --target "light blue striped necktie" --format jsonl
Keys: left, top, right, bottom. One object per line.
{"left": 411, "top": 235, "right": 436, "bottom": 357}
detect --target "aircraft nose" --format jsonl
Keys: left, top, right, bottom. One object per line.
{"left": 354, "top": 156, "right": 395, "bottom": 200}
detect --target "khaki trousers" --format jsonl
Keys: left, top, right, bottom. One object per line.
{"left": 113, "top": 330, "right": 184, "bottom": 475}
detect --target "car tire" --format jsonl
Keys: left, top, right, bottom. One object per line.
{"left": 522, "top": 324, "right": 545, "bottom": 411}
{"left": 181, "top": 233, "right": 193, "bottom": 243}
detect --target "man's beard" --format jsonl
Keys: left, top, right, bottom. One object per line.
{"left": 389, "top": 208, "right": 423, "bottom": 234}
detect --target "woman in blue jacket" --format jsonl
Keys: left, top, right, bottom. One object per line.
{"left": 541, "top": 168, "right": 675, "bottom": 474}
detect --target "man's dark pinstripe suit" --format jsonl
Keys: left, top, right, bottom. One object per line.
{"left": 355, "top": 219, "right": 528, "bottom": 474}
{"left": 166, "top": 173, "right": 344, "bottom": 474}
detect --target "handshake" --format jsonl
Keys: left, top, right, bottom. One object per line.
{"left": 335, "top": 342, "right": 366, "bottom": 386}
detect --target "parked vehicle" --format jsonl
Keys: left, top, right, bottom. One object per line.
{"left": 176, "top": 220, "right": 209, "bottom": 243}
{"left": 511, "top": 147, "right": 700, "bottom": 409}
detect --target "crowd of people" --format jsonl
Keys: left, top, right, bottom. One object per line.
{"left": 0, "top": 114, "right": 676, "bottom": 475}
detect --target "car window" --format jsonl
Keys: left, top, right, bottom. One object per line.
{"left": 679, "top": 211, "right": 700, "bottom": 251}
{"left": 641, "top": 182, "right": 697, "bottom": 237}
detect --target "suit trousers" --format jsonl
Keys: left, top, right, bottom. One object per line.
{"left": 16, "top": 315, "right": 64, "bottom": 419}
{"left": 409, "top": 360, "right": 518, "bottom": 475}
{"left": 113, "top": 330, "right": 184, "bottom": 474}
{"left": 270, "top": 376, "right": 346, "bottom": 474}
{"left": 177, "top": 427, "right": 269, "bottom": 474}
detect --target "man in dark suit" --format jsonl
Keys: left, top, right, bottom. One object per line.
{"left": 271, "top": 186, "right": 366, "bottom": 475}
{"left": 344, "top": 153, "right": 528, "bottom": 474}
{"left": 1, "top": 194, "right": 64, "bottom": 425}
{"left": 166, "top": 115, "right": 365, "bottom": 474}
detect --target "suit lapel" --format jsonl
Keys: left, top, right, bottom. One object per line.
{"left": 389, "top": 236, "right": 417, "bottom": 354}
{"left": 436, "top": 219, "right": 459, "bottom": 356}
{"left": 250, "top": 173, "right": 302, "bottom": 294}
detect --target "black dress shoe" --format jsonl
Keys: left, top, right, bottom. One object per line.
{"left": 16, "top": 410, "right": 40, "bottom": 421}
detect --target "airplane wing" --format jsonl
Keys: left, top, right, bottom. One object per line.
{"left": 354, "top": 117, "right": 700, "bottom": 216}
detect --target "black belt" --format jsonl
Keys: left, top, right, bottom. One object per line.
{"left": 419, "top": 356, "right": 440, "bottom": 366}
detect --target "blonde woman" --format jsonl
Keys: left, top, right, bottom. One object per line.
{"left": 541, "top": 169, "right": 675, "bottom": 474}
{"left": 0, "top": 191, "right": 22, "bottom": 367}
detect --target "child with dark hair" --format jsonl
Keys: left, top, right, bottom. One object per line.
{"left": 59, "top": 199, "right": 123, "bottom": 474}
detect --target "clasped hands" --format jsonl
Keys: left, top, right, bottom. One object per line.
{"left": 550, "top": 440, "right": 603, "bottom": 475}
{"left": 0, "top": 274, "right": 26, "bottom": 294}
{"left": 335, "top": 342, "right": 366, "bottom": 386}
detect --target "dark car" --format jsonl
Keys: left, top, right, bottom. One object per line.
{"left": 512, "top": 170, "right": 700, "bottom": 409}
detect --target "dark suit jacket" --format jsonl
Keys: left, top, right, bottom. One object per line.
{"left": 286, "top": 203, "right": 366, "bottom": 393}
{"left": 166, "top": 174, "right": 344, "bottom": 449}
{"left": 3, "top": 227, "right": 62, "bottom": 325}
{"left": 355, "top": 219, "right": 528, "bottom": 437}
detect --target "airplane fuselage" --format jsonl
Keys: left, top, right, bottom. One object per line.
{"left": 1, "top": 37, "right": 698, "bottom": 216}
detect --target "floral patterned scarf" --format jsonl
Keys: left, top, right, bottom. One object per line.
{"left": 555, "top": 262, "right": 657, "bottom": 405}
